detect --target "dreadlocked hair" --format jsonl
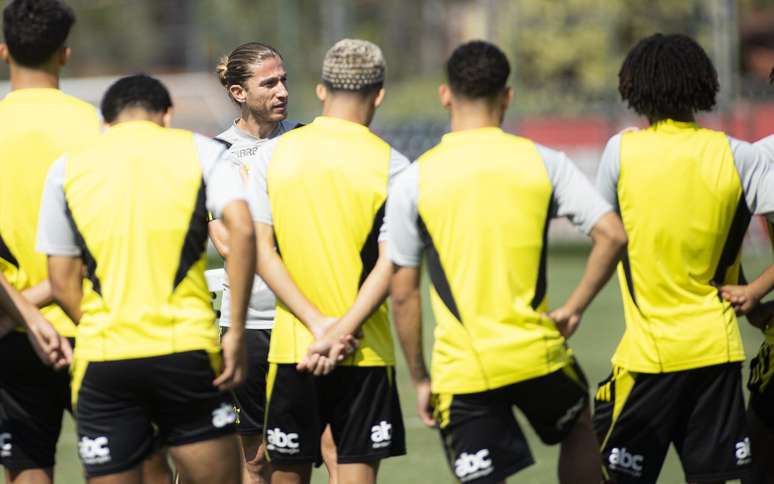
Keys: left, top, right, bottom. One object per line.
{"left": 618, "top": 33, "right": 718, "bottom": 121}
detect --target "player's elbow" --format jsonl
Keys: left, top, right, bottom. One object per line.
{"left": 592, "top": 213, "right": 628, "bottom": 253}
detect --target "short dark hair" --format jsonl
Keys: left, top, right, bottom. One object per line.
{"left": 2, "top": 0, "right": 74, "bottom": 67}
{"left": 619, "top": 33, "right": 718, "bottom": 121}
{"left": 446, "top": 41, "right": 510, "bottom": 100}
{"left": 101, "top": 74, "right": 173, "bottom": 123}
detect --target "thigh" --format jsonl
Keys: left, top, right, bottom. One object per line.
{"left": 512, "top": 359, "right": 589, "bottom": 445}
{"left": 264, "top": 363, "right": 322, "bottom": 465}
{"left": 226, "top": 328, "right": 270, "bottom": 437}
{"left": 0, "top": 332, "right": 70, "bottom": 472}
{"left": 674, "top": 363, "right": 749, "bottom": 483}
{"left": 749, "top": 341, "right": 774, "bottom": 433}
{"left": 593, "top": 367, "right": 673, "bottom": 484}
{"left": 324, "top": 366, "right": 405, "bottom": 465}
{"left": 150, "top": 351, "right": 236, "bottom": 447}
{"left": 72, "top": 357, "right": 156, "bottom": 479}
{"left": 435, "top": 388, "right": 533, "bottom": 484}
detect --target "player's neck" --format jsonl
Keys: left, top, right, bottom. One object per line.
{"left": 236, "top": 113, "right": 278, "bottom": 140}
{"left": 321, "top": 100, "right": 373, "bottom": 127}
{"left": 449, "top": 105, "right": 503, "bottom": 132}
{"left": 9, "top": 63, "right": 60, "bottom": 91}
{"left": 649, "top": 111, "right": 695, "bottom": 125}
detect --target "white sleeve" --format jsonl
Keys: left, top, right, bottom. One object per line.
{"left": 36, "top": 156, "right": 81, "bottom": 256}
{"left": 537, "top": 144, "right": 613, "bottom": 235}
{"left": 379, "top": 148, "right": 412, "bottom": 242}
{"left": 247, "top": 137, "right": 281, "bottom": 225}
{"left": 386, "top": 162, "right": 423, "bottom": 266}
{"left": 730, "top": 136, "right": 774, "bottom": 219}
{"left": 194, "top": 134, "right": 247, "bottom": 219}
{"left": 595, "top": 134, "right": 622, "bottom": 210}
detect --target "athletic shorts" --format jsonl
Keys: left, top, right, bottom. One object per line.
{"left": 593, "top": 362, "right": 749, "bottom": 483}
{"left": 749, "top": 340, "right": 774, "bottom": 431}
{"left": 264, "top": 364, "right": 405, "bottom": 465}
{"left": 434, "top": 360, "right": 589, "bottom": 484}
{"left": 0, "top": 331, "right": 73, "bottom": 471}
{"left": 220, "top": 327, "right": 271, "bottom": 436}
{"left": 72, "top": 350, "right": 236, "bottom": 478}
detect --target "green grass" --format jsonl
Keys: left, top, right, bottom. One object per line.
{"left": 4, "top": 246, "right": 769, "bottom": 483}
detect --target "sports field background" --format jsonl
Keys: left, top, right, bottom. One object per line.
{"left": 4, "top": 244, "right": 769, "bottom": 484}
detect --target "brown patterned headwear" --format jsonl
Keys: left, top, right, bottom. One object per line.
{"left": 322, "top": 39, "right": 385, "bottom": 91}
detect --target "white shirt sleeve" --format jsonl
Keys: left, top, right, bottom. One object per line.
{"left": 36, "top": 156, "right": 81, "bottom": 256}
{"left": 386, "top": 162, "right": 423, "bottom": 267}
{"left": 194, "top": 134, "right": 247, "bottom": 219}
{"left": 595, "top": 134, "right": 622, "bottom": 210}
{"left": 247, "top": 137, "right": 281, "bottom": 225}
{"left": 730, "top": 136, "right": 774, "bottom": 219}
{"left": 537, "top": 144, "right": 613, "bottom": 235}
{"left": 378, "top": 148, "right": 412, "bottom": 242}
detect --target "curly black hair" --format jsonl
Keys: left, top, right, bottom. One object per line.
{"left": 101, "top": 74, "right": 173, "bottom": 123}
{"left": 446, "top": 40, "right": 510, "bottom": 100}
{"left": 3, "top": 0, "right": 75, "bottom": 67}
{"left": 619, "top": 33, "right": 718, "bottom": 121}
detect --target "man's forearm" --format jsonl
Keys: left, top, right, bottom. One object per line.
{"left": 225, "top": 225, "right": 255, "bottom": 332}
{"left": 334, "top": 249, "right": 391, "bottom": 338}
{"left": 257, "top": 247, "right": 324, "bottom": 329}
{"left": 747, "top": 265, "right": 774, "bottom": 302}
{"left": 391, "top": 266, "right": 429, "bottom": 383}
{"left": 0, "top": 273, "right": 35, "bottom": 328}
{"left": 564, "top": 214, "right": 626, "bottom": 312}
{"left": 22, "top": 279, "right": 53, "bottom": 308}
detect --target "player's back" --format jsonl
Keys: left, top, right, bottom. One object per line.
{"left": 612, "top": 120, "right": 746, "bottom": 372}
{"left": 0, "top": 88, "right": 99, "bottom": 336}
{"left": 59, "top": 121, "right": 218, "bottom": 361}
{"left": 260, "top": 116, "right": 398, "bottom": 366}
{"left": 414, "top": 128, "right": 570, "bottom": 393}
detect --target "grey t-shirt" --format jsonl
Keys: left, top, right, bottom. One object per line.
{"left": 37, "top": 133, "right": 246, "bottom": 256}
{"left": 596, "top": 133, "right": 774, "bottom": 219}
{"left": 387, "top": 144, "right": 612, "bottom": 267}
{"left": 215, "top": 119, "right": 300, "bottom": 329}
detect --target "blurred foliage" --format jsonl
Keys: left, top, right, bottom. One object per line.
{"left": 2, "top": 0, "right": 765, "bottom": 119}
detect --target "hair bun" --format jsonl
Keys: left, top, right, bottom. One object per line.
{"left": 215, "top": 55, "right": 230, "bottom": 87}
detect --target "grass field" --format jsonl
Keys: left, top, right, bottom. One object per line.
{"left": 3, "top": 245, "right": 770, "bottom": 483}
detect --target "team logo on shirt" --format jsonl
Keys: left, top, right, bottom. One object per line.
{"left": 211, "top": 403, "right": 237, "bottom": 428}
{"left": 736, "top": 438, "right": 752, "bottom": 466}
{"left": 608, "top": 447, "right": 644, "bottom": 476}
{"left": 370, "top": 421, "right": 392, "bottom": 448}
{"left": 266, "top": 428, "right": 300, "bottom": 454}
{"left": 0, "top": 432, "right": 11, "bottom": 458}
{"left": 455, "top": 449, "right": 493, "bottom": 481}
{"left": 79, "top": 436, "right": 111, "bottom": 465}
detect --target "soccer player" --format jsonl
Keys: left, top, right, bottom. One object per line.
{"left": 593, "top": 34, "right": 774, "bottom": 484}
{"left": 387, "top": 40, "right": 625, "bottom": 484}
{"left": 0, "top": 1, "right": 101, "bottom": 483}
{"left": 250, "top": 39, "right": 407, "bottom": 484}
{"left": 36, "top": 74, "right": 256, "bottom": 484}
{"left": 717, "top": 66, "right": 774, "bottom": 484}
{"left": 210, "top": 42, "right": 337, "bottom": 484}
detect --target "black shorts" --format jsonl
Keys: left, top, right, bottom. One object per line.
{"left": 749, "top": 340, "right": 774, "bottom": 431}
{"left": 72, "top": 350, "right": 236, "bottom": 478}
{"left": 264, "top": 364, "right": 405, "bottom": 465}
{"left": 433, "top": 360, "right": 589, "bottom": 484}
{"left": 593, "top": 363, "right": 749, "bottom": 483}
{"left": 0, "top": 331, "right": 72, "bottom": 471}
{"left": 220, "top": 327, "right": 271, "bottom": 436}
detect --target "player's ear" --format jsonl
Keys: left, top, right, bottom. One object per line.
{"left": 315, "top": 83, "right": 327, "bottom": 103}
{"left": 373, "top": 87, "right": 385, "bottom": 108}
{"left": 0, "top": 44, "right": 9, "bottom": 65}
{"left": 161, "top": 108, "right": 173, "bottom": 128}
{"left": 438, "top": 84, "right": 452, "bottom": 110}
{"left": 59, "top": 47, "right": 71, "bottom": 67}
{"left": 228, "top": 84, "right": 247, "bottom": 104}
